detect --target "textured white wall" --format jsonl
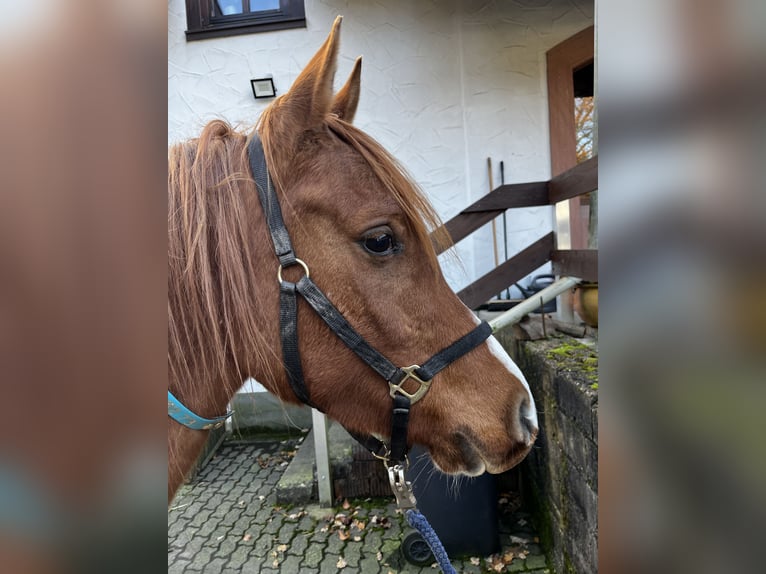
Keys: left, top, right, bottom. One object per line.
{"left": 168, "top": 0, "right": 593, "bottom": 292}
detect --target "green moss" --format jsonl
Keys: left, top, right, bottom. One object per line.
{"left": 545, "top": 338, "right": 598, "bottom": 386}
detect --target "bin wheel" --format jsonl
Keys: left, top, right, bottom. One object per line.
{"left": 401, "top": 531, "right": 434, "bottom": 566}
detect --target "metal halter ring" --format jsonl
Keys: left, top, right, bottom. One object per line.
{"left": 277, "top": 258, "right": 310, "bottom": 284}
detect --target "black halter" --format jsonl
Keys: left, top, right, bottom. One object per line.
{"left": 248, "top": 135, "right": 492, "bottom": 465}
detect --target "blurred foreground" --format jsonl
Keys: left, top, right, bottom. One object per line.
{"left": 599, "top": 1, "right": 766, "bottom": 572}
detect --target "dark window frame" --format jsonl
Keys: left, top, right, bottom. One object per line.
{"left": 185, "top": 0, "right": 306, "bottom": 42}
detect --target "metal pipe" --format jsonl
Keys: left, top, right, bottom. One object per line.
{"left": 500, "top": 160, "right": 509, "bottom": 300}
{"left": 488, "top": 157, "right": 500, "bottom": 269}
{"left": 312, "top": 409, "right": 333, "bottom": 507}
{"left": 489, "top": 276, "right": 581, "bottom": 333}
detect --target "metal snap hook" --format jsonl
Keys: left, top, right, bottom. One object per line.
{"left": 387, "top": 463, "right": 417, "bottom": 509}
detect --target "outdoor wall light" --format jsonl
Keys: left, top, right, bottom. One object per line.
{"left": 251, "top": 77, "right": 277, "bottom": 99}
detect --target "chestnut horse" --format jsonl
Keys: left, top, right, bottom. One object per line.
{"left": 168, "top": 17, "right": 537, "bottom": 501}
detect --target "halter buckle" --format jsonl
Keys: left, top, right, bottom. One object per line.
{"left": 389, "top": 365, "right": 432, "bottom": 405}
{"left": 387, "top": 463, "right": 416, "bottom": 509}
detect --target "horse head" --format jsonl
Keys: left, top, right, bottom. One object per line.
{"left": 253, "top": 17, "right": 538, "bottom": 476}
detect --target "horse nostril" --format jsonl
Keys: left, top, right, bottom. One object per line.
{"left": 521, "top": 414, "right": 537, "bottom": 438}
{"left": 519, "top": 399, "right": 538, "bottom": 443}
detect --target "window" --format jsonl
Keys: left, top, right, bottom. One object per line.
{"left": 185, "top": 0, "right": 305, "bottom": 41}
{"left": 573, "top": 63, "right": 595, "bottom": 164}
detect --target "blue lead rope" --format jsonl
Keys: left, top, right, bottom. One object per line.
{"left": 167, "top": 391, "right": 232, "bottom": 430}
{"left": 405, "top": 509, "right": 458, "bottom": 574}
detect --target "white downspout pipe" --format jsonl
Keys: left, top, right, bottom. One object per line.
{"left": 488, "top": 276, "right": 581, "bottom": 333}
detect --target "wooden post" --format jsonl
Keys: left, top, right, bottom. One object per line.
{"left": 311, "top": 409, "right": 332, "bottom": 507}
{"left": 589, "top": 18, "right": 599, "bottom": 250}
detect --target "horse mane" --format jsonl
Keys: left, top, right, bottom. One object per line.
{"left": 168, "top": 120, "right": 274, "bottom": 406}
{"left": 168, "top": 114, "right": 452, "bottom": 404}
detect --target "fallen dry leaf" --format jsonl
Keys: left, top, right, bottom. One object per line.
{"left": 338, "top": 530, "right": 350, "bottom": 541}
{"left": 342, "top": 499, "right": 351, "bottom": 510}
{"left": 336, "top": 557, "right": 347, "bottom": 568}
{"left": 353, "top": 536, "right": 361, "bottom": 542}
{"left": 376, "top": 551, "right": 383, "bottom": 561}
{"left": 242, "top": 533, "right": 252, "bottom": 542}
{"left": 470, "top": 557, "right": 481, "bottom": 566}
{"left": 276, "top": 544, "right": 288, "bottom": 553}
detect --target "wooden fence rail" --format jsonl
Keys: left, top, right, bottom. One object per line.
{"left": 431, "top": 156, "right": 598, "bottom": 307}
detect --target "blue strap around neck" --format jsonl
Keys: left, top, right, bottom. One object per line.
{"left": 168, "top": 391, "right": 232, "bottom": 430}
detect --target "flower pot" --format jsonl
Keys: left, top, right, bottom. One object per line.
{"left": 573, "top": 283, "right": 598, "bottom": 327}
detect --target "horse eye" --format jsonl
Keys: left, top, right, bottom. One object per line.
{"left": 363, "top": 232, "right": 395, "bottom": 255}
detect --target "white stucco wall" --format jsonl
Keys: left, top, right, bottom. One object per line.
{"left": 168, "top": 0, "right": 593, "bottom": 293}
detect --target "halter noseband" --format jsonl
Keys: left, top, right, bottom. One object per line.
{"left": 246, "top": 134, "right": 491, "bottom": 466}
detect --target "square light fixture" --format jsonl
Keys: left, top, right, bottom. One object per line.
{"left": 251, "top": 77, "right": 277, "bottom": 99}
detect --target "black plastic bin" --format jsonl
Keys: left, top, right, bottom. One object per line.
{"left": 401, "top": 445, "right": 499, "bottom": 564}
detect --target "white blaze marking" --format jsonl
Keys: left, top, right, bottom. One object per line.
{"left": 487, "top": 336, "right": 539, "bottom": 429}
{"left": 466, "top": 309, "right": 538, "bottom": 429}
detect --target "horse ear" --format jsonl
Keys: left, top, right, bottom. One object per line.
{"left": 331, "top": 57, "right": 362, "bottom": 123}
{"left": 272, "top": 16, "right": 343, "bottom": 139}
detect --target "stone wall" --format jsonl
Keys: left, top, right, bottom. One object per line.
{"left": 498, "top": 332, "right": 598, "bottom": 574}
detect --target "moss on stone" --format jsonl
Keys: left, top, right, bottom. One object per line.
{"left": 545, "top": 339, "right": 598, "bottom": 386}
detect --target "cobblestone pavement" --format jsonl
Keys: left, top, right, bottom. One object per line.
{"left": 168, "top": 440, "right": 551, "bottom": 573}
